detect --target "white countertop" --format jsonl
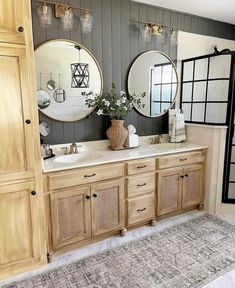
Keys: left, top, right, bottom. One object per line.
{"left": 42, "top": 137, "right": 207, "bottom": 173}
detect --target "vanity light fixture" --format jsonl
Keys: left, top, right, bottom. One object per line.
{"left": 140, "top": 21, "right": 177, "bottom": 42}
{"left": 36, "top": 0, "right": 93, "bottom": 32}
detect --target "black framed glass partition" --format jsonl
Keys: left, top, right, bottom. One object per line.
{"left": 180, "top": 51, "right": 235, "bottom": 204}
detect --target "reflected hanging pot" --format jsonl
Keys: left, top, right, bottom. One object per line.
{"left": 106, "top": 120, "right": 128, "bottom": 150}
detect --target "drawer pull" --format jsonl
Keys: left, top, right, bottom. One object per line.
{"left": 85, "top": 195, "right": 90, "bottom": 199}
{"left": 179, "top": 158, "right": 187, "bottom": 162}
{"left": 185, "top": 174, "right": 189, "bottom": 177}
{"left": 137, "top": 208, "right": 146, "bottom": 212}
{"left": 137, "top": 183, "right": 147, "bottom": 187}
{"left": 137, "top": 165, "right": 147, "bottom": 169}
{"left": 31, "top": 191, "right": 36, "bottom": 196}
{"left": 93, "top": 194, "right": 97, "bottom": 198}
{"left": 180, "top": 175, "right": 184, "bottom": 178}
{"left": 84, "top": 173, "right": 96, "bottom": 178}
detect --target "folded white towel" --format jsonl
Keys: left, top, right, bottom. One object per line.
{"left": 169, "top": 109, "right": 181, "bottom": 137}
{"left": 169, "top": 110, "right": 186, "bottom": 143}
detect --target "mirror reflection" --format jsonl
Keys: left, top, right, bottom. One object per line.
{"left": 127, "top": 51, "right": 178, "bottom": 117}
{"left": 35, "top": 40, "right": 103, "bottom": 122}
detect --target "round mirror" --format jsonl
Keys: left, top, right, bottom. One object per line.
{"left": 35, "top": 40, "right": 103, "bottom": 122}
{"left": 127, "top": 51, "right": 178, "bottom": 117}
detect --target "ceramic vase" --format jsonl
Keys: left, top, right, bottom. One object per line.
{"left": 106, "top": 119, "right": 128, "bottom": 150}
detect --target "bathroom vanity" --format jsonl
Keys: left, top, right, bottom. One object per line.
{"left": 42, "top": 141, "right": 206, "bottom": 261}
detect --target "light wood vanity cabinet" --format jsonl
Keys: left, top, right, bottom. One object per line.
{"left": 44, "top": 150, "right": 206, "bottom": 260}
{"left": 157, "top": 151, "right": 205, "bottom": 216}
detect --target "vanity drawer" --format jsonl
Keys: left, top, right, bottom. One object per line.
{"left": 127, "top": 158, "right": 155, "bottom": 175}
{"left": 127, "top": 194, "right": 156, "bottom": 225}
{"left": 46, "top": 163, "right": 125, "bottom": 190}
{"left": 156, "top": 150, "right": 206, "bottom": 169}
{"left": 128, "top": 173, "right": 155, "bottom": 198}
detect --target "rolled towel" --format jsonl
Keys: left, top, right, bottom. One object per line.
{"left": 168, "top": 109, "right": 181, "bottom": 137}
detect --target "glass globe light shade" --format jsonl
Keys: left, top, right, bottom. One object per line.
{"left": 141, "top": 23, "right": 151, "bottom": 42}
{"left": 61, "top": 7, "right": 74, "bottom": 31}
{"left": 37, "top": 2, "right": 52, "bottom": 28}
{"left": 80, "top": 10, "right": 93, "bottom": 33}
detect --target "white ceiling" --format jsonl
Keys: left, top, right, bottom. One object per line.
{"left": 134, "top": 0, "right": 235, "bottom": 25}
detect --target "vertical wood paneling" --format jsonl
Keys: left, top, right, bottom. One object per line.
{"left": 32, "top": 0, "right": 235, "bottom": 144}
{"left": 101, "top": 0, "right": 112, "bottom": 91}
{"left": 111, "top": 0, "right": 122, "bottom": 92}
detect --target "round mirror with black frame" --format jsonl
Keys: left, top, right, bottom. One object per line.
{"left": 35, "top": 39, "right": 103, "bottom": 122}
{"left": 127, "top": 50, "right": 178, "bottom": 117}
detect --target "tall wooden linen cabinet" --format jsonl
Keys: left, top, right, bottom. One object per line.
{"left": 0, "top": 0, "right": 46, "bottom": 279}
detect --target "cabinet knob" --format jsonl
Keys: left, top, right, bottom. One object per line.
{"left": 85, "top": 195, "right": 90, "bottom": 199}
{"left": 180, "top": 175, "right": 184, "bottom": 178}
{"left": 93, "top": 194, "right": 97, "bottom": 198}
{"left": 25, "top": 119, "right": 31, "bottom": 124}
{"left": 18, "top": 26, "right": 24, "bottom": 32}
{"left": 31, "top": 191, "right": 36, "bottom": 196}
{"left": 185, "top": 174, "right": 189, "bottom": 177}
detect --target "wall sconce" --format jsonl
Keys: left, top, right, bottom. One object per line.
{"left": 37, "top": 1, "right": 52, "bottom": 28}
{"left": 141, "top": 21, "right": 177, "bottom": 42}
{"left": 36, "top": 0, "right": 93, "bottom": 33}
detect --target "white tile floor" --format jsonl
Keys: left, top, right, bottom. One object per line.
{"left": 0, "top": 210, "right": 235, "bottom": 287}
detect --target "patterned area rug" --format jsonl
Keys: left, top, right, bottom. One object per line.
{"left": 4, "top": 214, "right": 235, "bottom": 288}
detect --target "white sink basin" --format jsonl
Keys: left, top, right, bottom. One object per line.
{"left": 54, "top": 152, "right": 103, "bottom": 164}
{"left": 139, "top": 143, "right": 185, "bottom": 152}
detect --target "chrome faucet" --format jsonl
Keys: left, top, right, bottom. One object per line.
{"left": 149, "top": 135, "right": 162, "bottom": 144}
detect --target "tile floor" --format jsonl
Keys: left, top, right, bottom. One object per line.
{"left": 0, "top": 210, "right": 235, "bottom": 287}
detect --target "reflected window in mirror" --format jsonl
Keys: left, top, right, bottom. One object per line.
{"left": 127, "top": 50, "right": 178, "bottom": 118}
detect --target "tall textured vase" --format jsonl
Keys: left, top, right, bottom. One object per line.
{"left": 106, "top": 120, "right": 128, "bottom": 150}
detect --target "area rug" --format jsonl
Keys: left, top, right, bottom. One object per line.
{"left": 4, "top": 214, "right": 235, "bottom": 288}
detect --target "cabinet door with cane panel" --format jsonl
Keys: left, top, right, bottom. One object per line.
{"left": 50, "top": 186, "right": 91, "bottom": 250}
{"left": 91, "top": 178, "right": 124, "bottom": 236}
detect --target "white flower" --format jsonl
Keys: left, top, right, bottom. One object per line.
{"left": 121, "top": 97, "right": 127, "bottom": 103}
{"left": 104, "top": 100, "right": 110, "bottom": 107}
{"left": 97, "top": 109, "right": 103, "bottom": 116}
{"left": 102, "top": 98, "right": 106, "bottom": 102}
{"left": 116, "top": 100, "right": 121, "bottom": 106}
{"left": 124, "top": 106, "right": 128, "bottom": 111}
{"left": 120, "top": 91, "right": 126, "bottom": 97}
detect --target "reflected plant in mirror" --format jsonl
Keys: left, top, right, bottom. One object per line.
{"left": 84, "top": 83, "right": 145, "bottom": 120}
{"left": 128, "top": 50, "right": 178, "bottom": 118}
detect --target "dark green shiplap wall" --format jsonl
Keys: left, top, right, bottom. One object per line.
{"left": 31, "top": 0, "right": 235, "bottom": 144}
